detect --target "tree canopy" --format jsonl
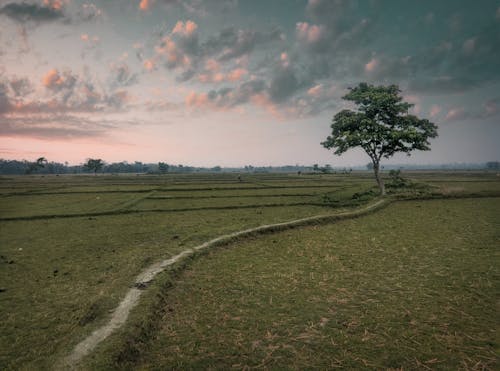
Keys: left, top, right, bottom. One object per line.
{"left": 83, "top": 158, "right": 104, "bottom": 174}
{"left": 322, "top": 83, "right": 438, "bottom": 194}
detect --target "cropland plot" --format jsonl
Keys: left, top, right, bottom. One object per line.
{"left": 0, "top": 202, "right": 333, "bottom": 370}
{"left": 133, "top": 195, "right": 321, "bottom": 210}
{"left": 428, "top": 180, "right": 500, "bottom": 196}
{"left": 120, "top": 198, "right": 499, "bottom": 370}
{"left": 0, "top": 192, "right": 142, "bottom": 218}
{"left": 151, "top": 186, "right": 340, "bottom": 199}
{"left": 29, "top": 185, "right": 160, "bottom": 194}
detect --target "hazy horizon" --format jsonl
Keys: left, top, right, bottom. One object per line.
{"left": 1, "top": 0, "right": 499, "bottom": 167}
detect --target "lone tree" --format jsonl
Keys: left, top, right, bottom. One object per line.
{"left": 322, "top": 83, "right": 438, "bottom": 195}
{"left": 84, "top": 158, "right": 104, "bottom": 175}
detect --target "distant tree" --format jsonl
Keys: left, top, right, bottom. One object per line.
{"left": 26, "top": 157, "right": 48, "bottom": 174}
{"left": 486, "top": 161, "right": 499, "bottom": 170}
{"left": 366, "top": 162, "right": 374, "bottom": 171}
{"left": 158, "top": 162, "right": 169, "bottom": 173}
{"left": 320, "top": 164, "right": 332, "bottom": 174}
{"left": 212, "top": 166, "right": 221, "bottom": 172}
{"left": 83, "top": 158, "right": 104, "bottom": 175}
{"left": 312, "top": 164, "right": 319, "bottom": 172}
{"left": 322, "top": 83, "right": 438, "bottom": 195}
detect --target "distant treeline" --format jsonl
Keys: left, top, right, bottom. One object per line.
{"left": 0, "top": 159, "right": 319, "bottom": 175}
{"left": 0, "top": 159, "right": 498, "bottom": 175}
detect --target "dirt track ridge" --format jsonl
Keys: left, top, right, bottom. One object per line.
{"left": 61, "top": 198, "right": 388, "bottom": 369}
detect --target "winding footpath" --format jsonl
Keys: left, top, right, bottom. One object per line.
{"left": 61, "top": 198, "right": 389, "bottom": 369}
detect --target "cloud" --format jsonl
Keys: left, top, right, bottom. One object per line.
{"left": 444, "top": 107, "right": 468, "bottom": 121}
{"left": 462, "top": 37, "right": 475, "bottom": 54}
{"left": 42, "top": 69, "right": 77, "bottom": 96}
{"left": 144, "top": 99, "right": 178, "bottom": 111}
{"left": 484, "top": 98, "right": 500, "bottom": 116}
{"left": 185, "top": 90, "right": 210, "bottom": 108}
{"left": 158, "top": 0, "right": 238, "bottom": 17}
{"left": 172, "top": 20, "right": 198, "bottom": 37}
{"left": 147, "top": 20, "right": 283, "bottom": 86}
{"left": 429, "top": 104, "right": 442, "bottom": 118}
{"left": 0, "top": 1, "right": 65, "bottom": 23}
{"left": 109, "top": 63, "right": 138, "bottom": 87}
{"left": 444, "top": 98, "right": 500, "bottom": 122}
{"left": 197, "top": 64, "right": 247, "bottom": 83}
{"left": 307, "top": 84, "right": 322, "bottom": 97}
{"left": 76, "top": 3, "right": 103, "bottom": 22}
{"left": 143, "top": 59, "right": 156, "bottom": 72}
{"left": 139, "top": 0, "right": 153, "bottom": 11}
{"left": 9, "top": 77, "right": 33, "bottom": 97}
{"left": 155, "top": 36, "right": 192, "bottom": 69}
{"left": 0, "top": 115, "right": 112, "bottom": 139}
{"left": 280, "top": 52, "right": 289, "bottom": 68}
{"left": 296, "top": 22, "right": 325, "bottom": 44}
{"left": 269, "top": 66, "right": 299, "bottom": 103}
{"left": 364, "top": 58, "right": 378, "bottom": 73}
{"left": 0, "top": 82, "right": 11, "bottom": 114}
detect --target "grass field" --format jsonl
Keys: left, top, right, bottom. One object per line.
{"left": 0, "top": 171, "right": 499, "bottom": 369}
{"left": 111, "top": 197, "right": 499, "bottom": 370}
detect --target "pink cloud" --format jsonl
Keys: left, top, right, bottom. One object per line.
{"left": 139, "top": 0, "right": 153, "bottom": 11}
{"left": 143, "top": 59, "right": 156, "bottom": 72}
{"left": 227, "top": 68, "right": 247, "bottom": 82}
{"left": 307, "top": 84, "right": 322, "bottom": 97}
{"left": 364, "top": 58, "right": 378, "bottom": 73}
{"left": 155, "top": 37, "right": 191, "bottom": 68}
{"left": 172, "top": 20, "right": 198, "bottom": 37}
{"left": 185, "top": 91, "right": 209, "bottom": 108}
{"left": 429, "top": 104, "right": 442, "bottom": 118}
{"left": 198, "top": 67, "right": 247, "bottom": 83}
{"left": 42, "top": 69, "right": 68, "bottom": 90}
{"left": 205, "top": 59, "right": 220, "bottom": 72}
{"left": 43, "top": 0, "right": 67, "bottom": 11}
{"left": 280, "top": 52, "right": 289, "bottom": 67}
{"left": 296, "top": 22, "right": 324, "bottom": 44}
{"left": 445, "top": 107, "right": 465, "bottom": 121}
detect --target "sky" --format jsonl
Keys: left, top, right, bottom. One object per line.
{"left": 0, "top": 0, "right": 499, "bottom": 167}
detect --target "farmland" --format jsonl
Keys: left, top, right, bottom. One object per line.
{"left": 0, "top": 171, "right": 499, "bottom": 369}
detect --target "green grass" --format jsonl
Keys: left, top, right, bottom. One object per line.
{"left": 109, "top": 198, "right": 499, "bottom": 370}
{"left": 0, "top": 172, "right": 498, "bottom": 369}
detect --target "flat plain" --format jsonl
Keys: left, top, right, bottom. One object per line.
{"left": 0, "top": 171, "right": 499, "bottom": 369}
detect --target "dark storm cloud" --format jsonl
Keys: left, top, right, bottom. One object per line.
{"left": 0, "top": 1, "right": 65, "bottom": 23}
{"left": 269, "top": 66, "right": 299, "bottom": 102}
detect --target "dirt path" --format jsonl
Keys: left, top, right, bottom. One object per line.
{"left": 60, "top": 198, "right": 388, "bottom": 369}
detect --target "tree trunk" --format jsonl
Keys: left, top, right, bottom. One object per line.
{"left": 373, "top": 161, "right": 385, "bottom": 195}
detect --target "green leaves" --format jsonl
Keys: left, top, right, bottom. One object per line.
{"left": 322, "top": 82, "right": 438, "bottom": 162}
